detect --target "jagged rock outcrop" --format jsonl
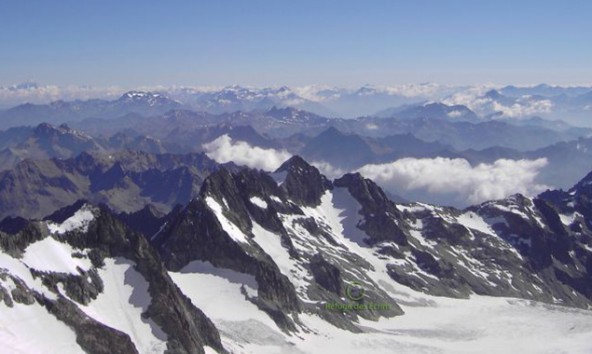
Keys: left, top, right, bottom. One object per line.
{"left": 275, "top": 155, "right": 332, "bottom": 206}
{"left": 0, "top": 204, "right": 227, "bottom": 354}
{"left": 0, "top": 150, "right": 219, "bottom": 219}
{"left": 2, "top": 154, "right": 592, "bottom": 352}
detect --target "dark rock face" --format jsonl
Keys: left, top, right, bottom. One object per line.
{"left": 275, "top": 155, "right": 332, "bottom": 206}
{"left": 334, "top": 173, "right": 408, "bottom": 246}
{"left": 157, "top": 169, "right": 302, "bottom": 332}
{"left": 537, "top": 174, "right": 592, "bottom": 303}
{"left": 42, "top": 296, "right": 140, "bottom": 354}
{"left": 0, "top": 150, "right": 219, "bottom": 220}
{"left": 156, "top": 158, "right": 592, "bottom": 335}
{"left": 310, "top": 253, "right": 342, "bottom": 295}
{"left": 116, "top": 203, "right": 168, "bottom": 239}
{"left": 3, "top": 153, "right": 592, "bottom": 350}
{"left": 0, "top": 204, "right": 227, "bottom": 354}
{"left": 460, "top": 193, "right": 592, "bottom": 308}
{"left": 70, "top": 208, "right": 226, "bottom": 354}
{"left": 157, "top": 161, "right": 407, "bottom": 334}
{"left": 0, "top": 215, "right": 29, "bottom": 234}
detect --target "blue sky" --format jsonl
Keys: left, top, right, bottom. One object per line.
{"left": 1, "top": 0, "right": 591, "bottom": 88}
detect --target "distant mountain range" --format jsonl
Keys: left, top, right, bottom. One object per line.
{"left": 0, "top": 81, "right": 591, "bottom": 209}
{"left": 1, "top": 120, "right": 592, "bottom": 205}
{"left": 0, "top": 149, "right": 223, "bottom": 220}
{"left": 2, "top": 83, "right": 592, "bottom": 126}
{"left": 0, "top": 91, "right": 182, "bottom": 129}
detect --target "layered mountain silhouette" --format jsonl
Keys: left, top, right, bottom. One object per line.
{"left": 1, "top": 155, "right": 592, "bottom": 352}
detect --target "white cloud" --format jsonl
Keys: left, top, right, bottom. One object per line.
{"left": 311, "top": 161, "right": 345, "bottom": 179}
{"left": 202, "top": 135, "right": 550, "bottom": 206}
{"left": 491, "top": 96, "right": 553, "bottom": 118}
{"left": 0, "top": 83, "right": 124, "bottom": 106}
{"left": 383, "top": 83, "right": 451, "bottom": 98}
{"left": 447, "top": 110, "right": 464, "bottom": 118}
{"left": 442, "top": 86, "right": 554, "bottom": 119}
{"left": 202, "top": 135, "right": 292, "bottom": 171}
{"left": 357, "top": 157, "right": 549, "bottom": 205}
{"left": 202, "top": 135, "right": 348, "bottom": 178}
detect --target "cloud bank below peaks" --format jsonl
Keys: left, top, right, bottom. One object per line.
{"left": 203, "top": 136, "right": 550, "bottom": 207}
{"left": 202, "top": 135, "right": 291, "bottom": 171}
{"left": 357, "top": 157, "right": 549, "bottom": 205}
{"left": 202, "top": 135, "right": 345, "bottom": 176}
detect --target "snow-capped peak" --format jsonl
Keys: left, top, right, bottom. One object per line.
{"left": 46, "top": 204, "right": 97, "bottom": 235}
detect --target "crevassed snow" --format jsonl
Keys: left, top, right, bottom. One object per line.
{"left": 346, "top": 296, "right": 592, "bottom": 354}
{"left": 206, "top": 196, "right": 249, "bottom": 244}
{"left": 179, "top": 260, "right": 258, "bottom": 293}
{"left": 0, "top": 302, "right": 84, "bottom": 354}
{"left": 170, "top": 257, "right": 295, "bottom": 354}
{"left": 22, "top": 237, "right": 92, "bottom": 275}
{"left": 169, "top": 261, "right": 278, "bottom": 329}
{"left": 214, "top": 286, "right": 592, "bottom": 354}
{"left": 70, "top": 258, "right": 167, "bottom": 354}
{"left": 47, "top": 206, "right": 95, "bottom": 235}
{"left": 183, "top": 188, "right": 592, "bottom": 354}
{"left": 249, "top": 196, "right": 268, "bottom": 209}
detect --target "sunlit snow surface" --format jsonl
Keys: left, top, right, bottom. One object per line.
{"left": 1, "top": 189, "right": 592, "bottom": 353}
{"left": 0, "top": 249, "right": 167, "bottom": 354}
{"left": 173, "top": 268, "right": 592, "bottom": 354}
{"left": 46, "top": 206, "right": 95, "bottom": 235}
{"left": 172, "top": 189, "right": 592, "bottom": 354}
{"left": 65, "top": 258, "right": 168, "bottom": 354}
{"left": 22, "top": 237, "right": 93, "bottom": 274}
{"left": 249, "top": 196, "right": 268, "bottom": 209}
{"left": 0, "top": 301, "right": 84, "bottom": 354}
{"left": 206, "top": 196, "right": 250, "bottom": 243}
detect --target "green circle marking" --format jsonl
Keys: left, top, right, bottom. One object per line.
{"left": 346, "top": 281, "right": 365, "bottom": 301}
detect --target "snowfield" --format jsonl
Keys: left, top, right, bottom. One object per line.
{"left": 22, "top": 237, "right": 93, "bottom": 275}
{"left": 290, "top": 296, "right": 592, "bottom": 354}
{"left": 64, "top": 258, "right": 168, "bottom": 354}
{"left": 2, "top": 186, "right": 592, "bottom": 353}
{"left": 168, "top": 189, "right": 592, "bottom": 354}
{"left": 46, "top": 205, "right": 95, "bottom": 235}
{"left": 0, "top": 301, "right": 84, "bottom": 354}
{"left": 171, "top": 265, "right": 592, "bottom": 354}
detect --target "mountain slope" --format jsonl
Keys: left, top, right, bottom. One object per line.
{"left": 152, "top": 156, "right": 592, "bottom": 347}
{"left": 2, "top": 156, "right": 592, "bottom": 353}
{"left": 0, "top": 150, "right": 220, "bottom": 219}
{"left": 0, "top": 203, "right": 225, "bottom": 353}
{"left": 0, "top": 123, "right": 106, "bottom": 170}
